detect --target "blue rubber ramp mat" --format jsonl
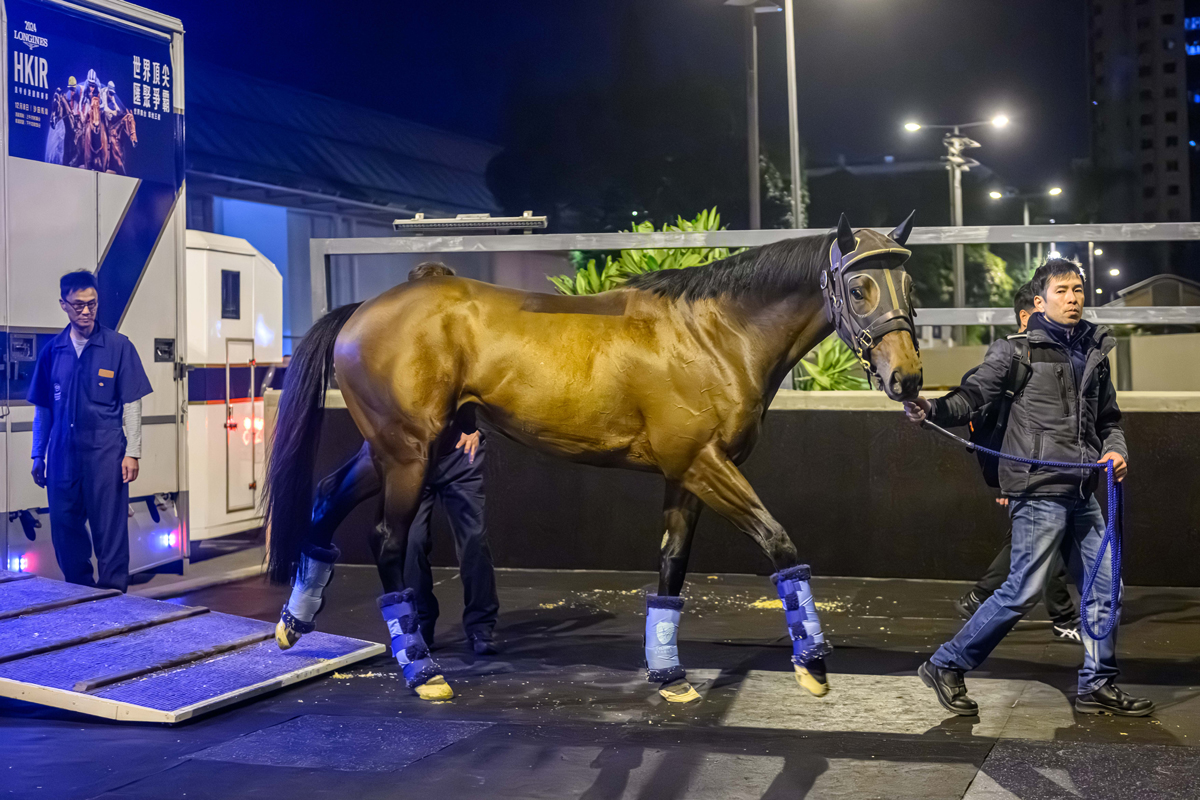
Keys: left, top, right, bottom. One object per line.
{"left": 0, "top": 571, "right": 384, "bottom": 723}
{"left": 191, "top": 715, "right": 493, "bottom": 772}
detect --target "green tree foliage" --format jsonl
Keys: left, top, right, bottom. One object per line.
{"left": 793, "top": 335, "right": 870, "bottom": 391}
{"left": 904, "top": 244, "right": 1029, "bottom": 309}
{"left": 549, "top": 208, "right": 738, "bottom": 295}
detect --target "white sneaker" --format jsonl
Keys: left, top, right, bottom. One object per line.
{"left": 1052, "top": 623, "right": 1082, "bottom": 642}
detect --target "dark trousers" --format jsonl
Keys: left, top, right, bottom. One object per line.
{"left": 403, "top": 443, "right": 498, "bottom": 642}
{"left": 973, "top": 529, "right": 1077, "bottom": 625}
{"left": 48, "top": 454, "right": 130, "bottom": 593}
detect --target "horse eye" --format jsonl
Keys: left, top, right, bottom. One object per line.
{"left": 851, "top": 288, "right": 864, "bottom": 300}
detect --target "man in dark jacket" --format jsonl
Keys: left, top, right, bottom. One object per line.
{"left": 955, "top": 282, "right": 1081, "bottom": 643}
{"left": 904, "top": 259, "right": 1153, "bottom": 717}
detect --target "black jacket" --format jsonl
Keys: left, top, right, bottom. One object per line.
{"left": 929, "top": 319, "right": 1127, "bottom": 498}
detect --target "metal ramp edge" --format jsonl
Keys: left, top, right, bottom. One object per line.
{"left": 0, "top": 570, "right": 385, "bottom": 724}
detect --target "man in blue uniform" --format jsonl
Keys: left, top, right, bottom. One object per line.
{"left": 29, "top": 271, "right": 152, "bottom": 592}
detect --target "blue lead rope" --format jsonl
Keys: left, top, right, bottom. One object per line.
{"left": 920, "top": 420, "right": 1123, "bottom": 641}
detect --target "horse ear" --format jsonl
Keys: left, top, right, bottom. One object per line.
{"left": 890, "top": 209, "right": 916, "bottom": 246}
{"left": 836, "top": 213, "right": 856, "bottom": 256}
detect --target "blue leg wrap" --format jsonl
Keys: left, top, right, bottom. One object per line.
{"left": 644, "top": 594, "right": 687, "bottom": 684}
{"left": 772, "top": 565, "right": 831, "bottom": 666}
{"left": 282, "top": 545, "right": 340, "bottom": 629}
{"left": 378, "top": 590, "right": 440, "bottom": 688}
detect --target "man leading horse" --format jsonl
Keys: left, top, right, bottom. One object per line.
{"left": 263, "top": 214, "right": 923, "bottom": 703}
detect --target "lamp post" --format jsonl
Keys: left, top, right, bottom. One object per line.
{"left": 905, "top": 115, "right": 1009, "bottom": 341}
{"left": 988, "top": 185, "right": 1063, "bottom": 271}
{"left": 724, "top": 1, "right": 783, "bottom": 230}
{"left": 783, "top": 0, "right": 802, "bottom": 227}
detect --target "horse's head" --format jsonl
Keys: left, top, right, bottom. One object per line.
{"left": 821, "top": 212, "right": 923, "bottom": 401}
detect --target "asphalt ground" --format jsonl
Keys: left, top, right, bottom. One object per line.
{"left": 3, "top": 566, "right": 1199, "bottom": 799}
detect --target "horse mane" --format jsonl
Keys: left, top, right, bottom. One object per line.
{"left": 624, "top": 232, "right": 832, "bottom": 303}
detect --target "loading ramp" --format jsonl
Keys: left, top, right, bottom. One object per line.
{"left": 0, "top": 568, "right": 384, "bottom": 723}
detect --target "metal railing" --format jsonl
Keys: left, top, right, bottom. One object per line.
{"left": 309, "top": 223, "right": 1200, "bottom": 324}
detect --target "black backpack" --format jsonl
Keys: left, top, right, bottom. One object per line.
{"left": 962, "top": 335, "right": 1032, "bottom": 488}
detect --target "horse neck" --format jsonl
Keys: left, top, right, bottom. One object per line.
{"left": 722, "top": 287, "right": 834, "bottom": 390}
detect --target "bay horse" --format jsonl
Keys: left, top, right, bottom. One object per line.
{"left": 81, "top": 97, "right": 109, "bottom": 172}
{"left": 107, "top": 111, "right": 137, "bottom": 176}
{"left": 264, "top": 214, "right": 923, "bottom": 703}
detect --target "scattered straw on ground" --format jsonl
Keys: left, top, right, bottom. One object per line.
{"left": 330, "top": 671, "right": 385, "bottom": 679}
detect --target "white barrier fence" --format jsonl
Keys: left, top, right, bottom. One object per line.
{"left": 308, "top": 223, "right": 1200, "bottom": 326}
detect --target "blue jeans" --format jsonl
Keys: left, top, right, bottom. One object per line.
{"left": 932, "top": 495, "right": 1120, "bottom": 693}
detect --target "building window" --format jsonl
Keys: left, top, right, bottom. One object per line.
{"left": 1167, "top": 160, "right": 1180, "bottom": 170}
{"left": 1168, "top": 208, "right": 1181, "bottom": 220}
{"left": 1141, "top": 113, "right": 1154, "bottom": 124}
{"left": 1167, "top": 135, "right": 1180, "bottom": 145}
{"left": 1165, "top": 38, "right": 1176, "bottom": 50}
{"left": 1142, "top": 138, "right": 1155, "bottom": 149}
{"left": 1166, "top": 111, "right": 1178, "bottom": 122}
{"left": 1187, "top": 16, "right": 1200, "bottom": 30}
{"left": 1139, "top": 65, "right": 1154, "bottom": 76}
{"left": 1163, "top": 13, "right": 1175, "bottom": 24}
{"left": 1164, "top": 62, "right": 1177, "bottom": 73}
{"left": 1138, "top": 17, "right": 1151, "bottom": 29}
{"left": 1141, "top": 89, "right": 1154, "bottom": 100}
{"left": 1169, "top": 185, "right": 1180, "bottom": 195}
{"left": 1144, "top": 186, "right": 1157, "bottom": 198}
{"left": 1164, "top": 86, "right": 1178, "bottom": 98}
{"left": 1143, "top": 162, "right": 1155, "bottom": 174}
{"left": 1188, "top": 43, "right": 1200, "bottom": 55}
{"left": 1138, "top": 41, "right": 1151, "bottom": 53}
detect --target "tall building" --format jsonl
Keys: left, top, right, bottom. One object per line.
{"left": 1089, "top": 0, "right": 1192, "bottom": 224}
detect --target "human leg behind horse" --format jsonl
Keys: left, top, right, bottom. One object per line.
{"left": 435, "top": 441, "right": 499, "bottom": 653}
{"left": 644, "top": 481, "right": 703, "bottom": 703}
{"left": 275, "top": 441, "right": 380, "bottom": 649}
{"left": 679, "top": 445, "right": 831, "bottom": 697}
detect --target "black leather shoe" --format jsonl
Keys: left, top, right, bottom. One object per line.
{"left": 469, "top": 633, "right": 498, "bottom": 656}
{"left": 954, "top": 591, "right": 983, "bottom": 620}
{"left": 1075, "top": 683, "right": 1155, "bottom": 717}
{"left": 918, "top": 661, "right": 979, "bottom": 716}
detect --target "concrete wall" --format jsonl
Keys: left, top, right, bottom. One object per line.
{"left": 1128, "top": 332, "right": 1200, "bottom": 390}
{"left": 316, "top": 392, "right": 1200, "bottom": 587}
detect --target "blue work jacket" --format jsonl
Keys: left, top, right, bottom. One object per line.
{"left": 27, "top": 324, "right": 152, "bottom": 482}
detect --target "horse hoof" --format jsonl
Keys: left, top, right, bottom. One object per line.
{"left": 795, "top": 665, "right": 830, "bottom": 697}
{"left": 414, "top": 675, "right": 454, "bottom": 701}
{"left": 659, "top": 679, "right": 702, "bottom": 704}
{"left": 275, "top": 619, "right": 300, "bottom": 651}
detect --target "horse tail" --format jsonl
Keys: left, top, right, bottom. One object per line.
{"left": 263, "top": 302, "right": 363, "bottom": 584}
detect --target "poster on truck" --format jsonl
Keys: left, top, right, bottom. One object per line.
{"left": 7, "top": 0, "right": 181, "bottom": 185}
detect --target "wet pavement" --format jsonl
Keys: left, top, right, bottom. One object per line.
{"left": 3, "top": 567, "right": 1199, "bottom": 799}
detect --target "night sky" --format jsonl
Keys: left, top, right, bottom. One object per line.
{"left": 154, "top": 0, "right": 1087, "bottom": 198}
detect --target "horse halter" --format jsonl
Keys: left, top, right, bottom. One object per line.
{"left": 820, "top": 214, "right": 919, "bottom": 381}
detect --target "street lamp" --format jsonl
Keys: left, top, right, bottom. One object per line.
{"left": 988, "top": 185, "right": 1062, "bottom": 272}
{"left": 724, "top": 1, "right": 789, "bottom": 229}
{"left": 1109, "top": 268, "right": 1120, "bottom": 276}
{"left": 905, "top": 115, "right": 1010, "bottom": 337}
